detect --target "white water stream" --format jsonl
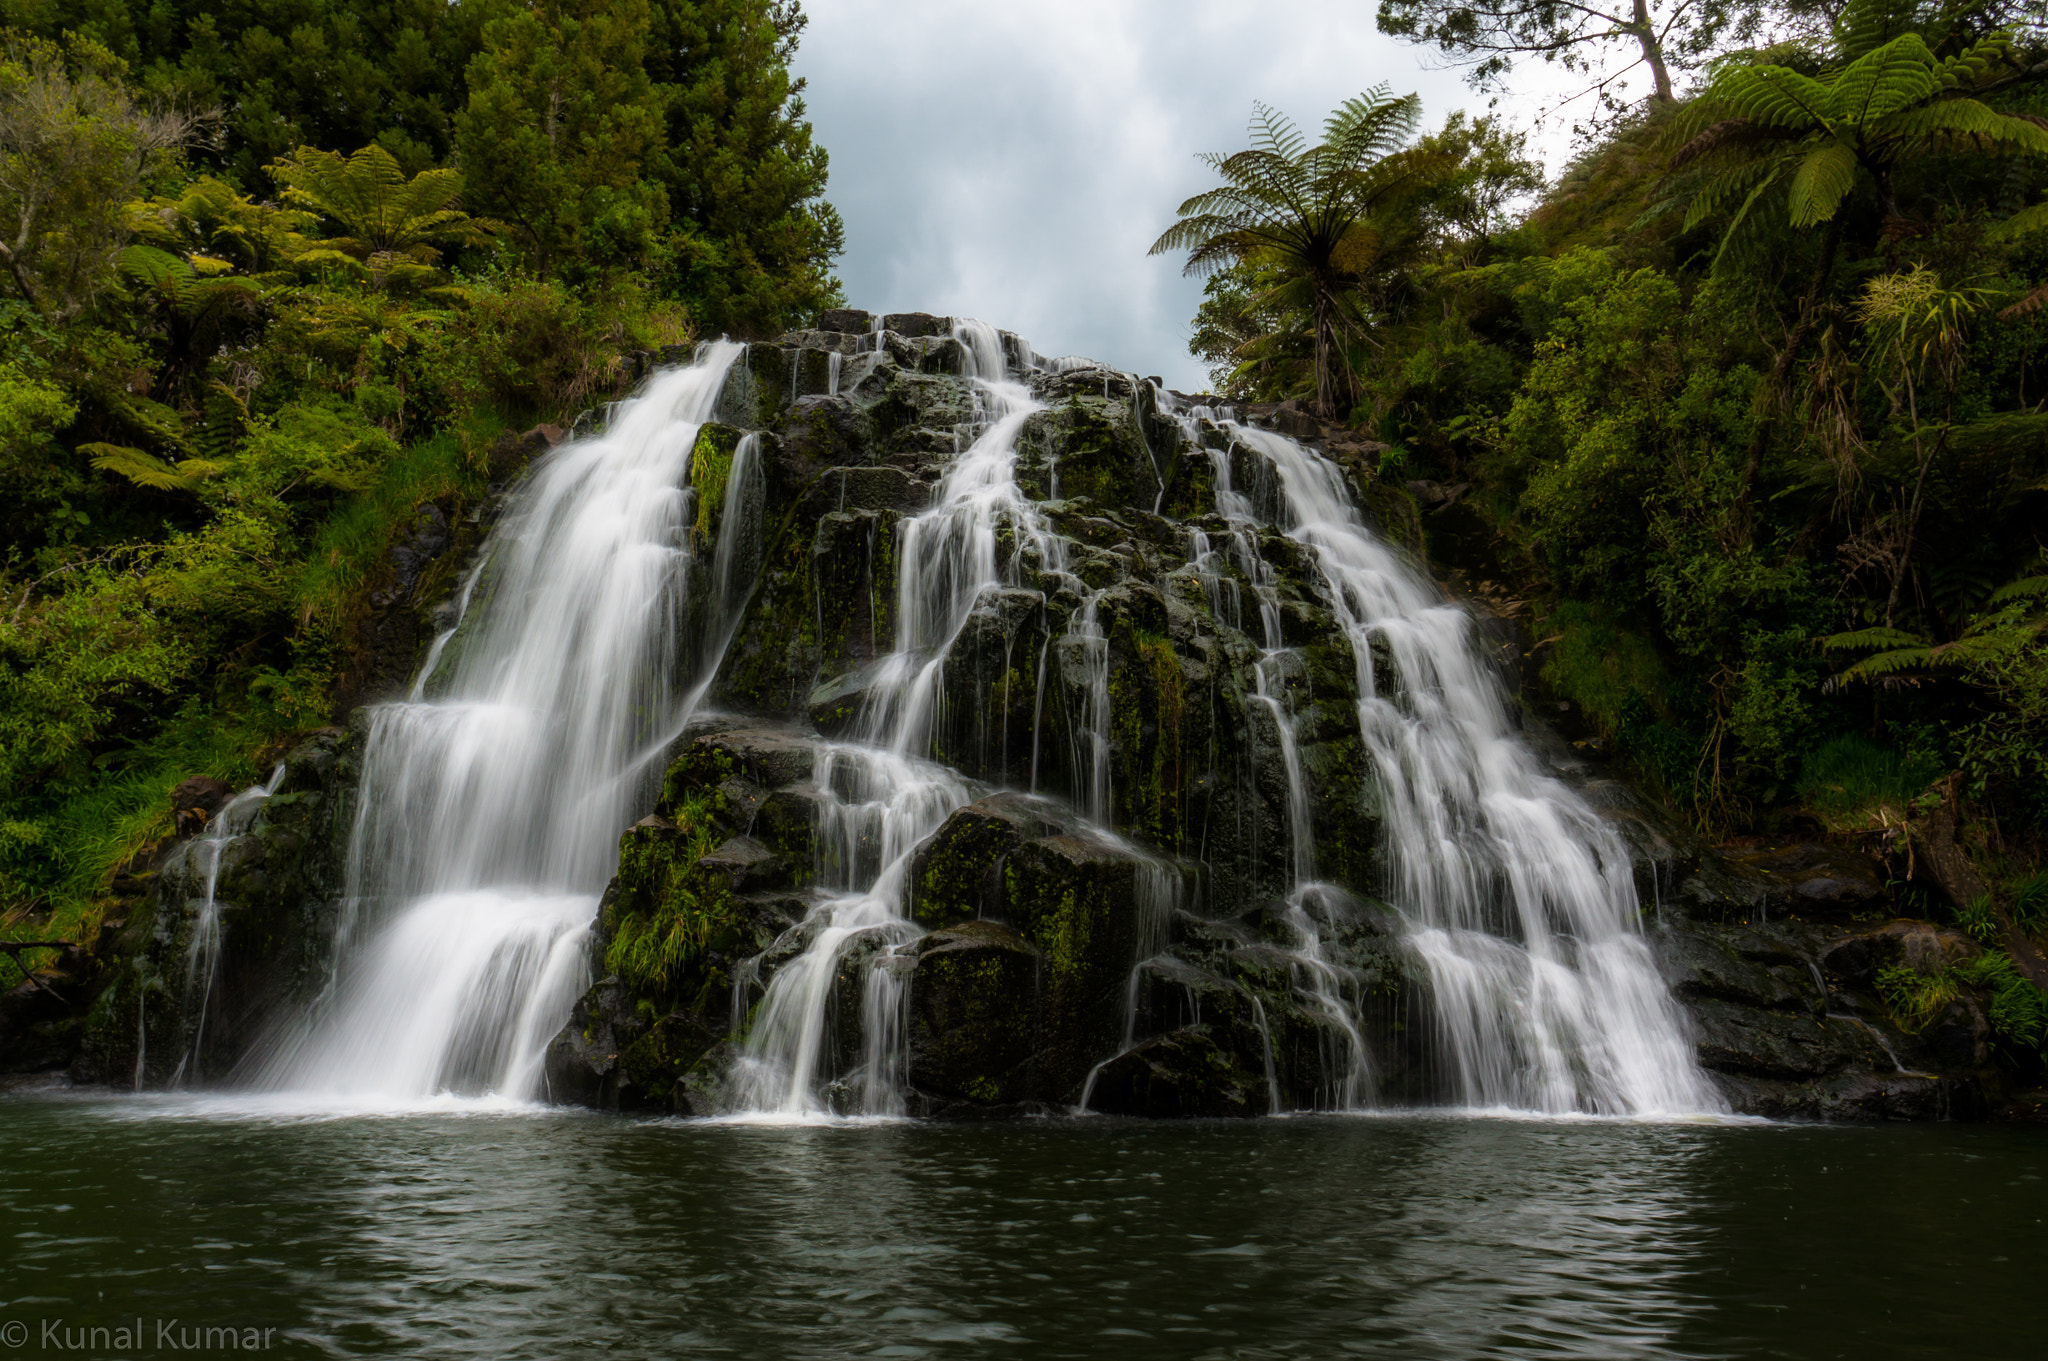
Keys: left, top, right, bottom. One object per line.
{"left": 250, "top": 344, "right": 749, "bottom": 1100}
{"left": 1213, "top": 420, "right": 1720, "bottom": 1116}
{"left": 166, "top": 764, "right": 285, "bottom": 1087}
{"left": 730, "top": 322, "right": 1070, "bottom": 1117}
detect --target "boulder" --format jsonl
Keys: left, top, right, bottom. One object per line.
{"left": 169, "top": 775, "right": 235, "bottom": 838}
{"left": 906, "top": 921, "right": 1044, "bottom": 1107}
{"left": 698, "top": 835, "right": 788, "bottom": 894}
{"left": 880, "top": 311, "right": 949, "bottom": 338}
{"left": 817, "top": 308, "right": 874, "bottom": 333}
{"left": 1724, "top": 842, "right": 1890, "bottom": 919}
{"left": 907, "top": 793, "right": 1068, "bottom": 928}
{"left": 1085, "top": 1029, "right": 1263, "bottom": 1118}
{"left": 776, "top": 395, "right": 870, "bottom": 488}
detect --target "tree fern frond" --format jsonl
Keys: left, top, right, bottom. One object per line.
{"left": 1246, "top": 103, "right": 1306, "bottom": 163}
{"left": 1822, "top": 626, "right": 1927, "bottom": 651}
{"left": 83, "top": 444, "right": 208, "bottom": 491}
{"left": 1788, "top": 142, "right": 1859, "bottom": 226}
{"left": 1999, "top": 280, "right": 2048, "bottom": 320}
{"left": 197, "top": 382, "right": 248, "bottom": 464}
{"left": 1684, "top": 158, "right": 1785, "bottom": 236}
{"left": 1935, "top": 33, "right": 2012, "bottom": 89}
{"left": 1988, "top": 575, "right": 2048, "bottom": 605}
{"left": 1881, "top": 100, "right": 2048, "bottom": 155}
{"left": 1825, "top": 33, "right": 1938, "bottom": 126}
{"left": 1668, "top": 119, "right": 1796, "bottom": 170}
{"left": 1716, "top": 66, "right": 1836, "bottom": 130}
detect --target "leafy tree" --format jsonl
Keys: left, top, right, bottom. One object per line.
{"left": 1151, "top": 88, "right": 1448, "bottom": 416}
{"left": 644, "top": 0, "right": 843, "bottom": 334}
{"left": 456, "top": 0, "right": 670, "bottom": 280}
{"left": 1660, "top": 15, "right": 2048, "bottom": 526}
{"left": 19, "top": 0, "right": 501, "bottom": 183}
{"left": 0, "top": 31, "right": 204, "bottom": 318}
{"left": 1375, "top": 0, "right": 1772, "bottom": 108}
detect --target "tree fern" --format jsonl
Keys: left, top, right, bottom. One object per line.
{"left": 81, "top": 443, "right": 219, "bottom": 491}
{"left": 1150, "top": 86, "right": 1446, "bottom": 415}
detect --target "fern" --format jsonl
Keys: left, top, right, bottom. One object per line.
{"left": 1659, "top": 22, "right": 2047, "bottom": 271}
{"left": 82, "top": 444, "right": 219, "bottom": 491}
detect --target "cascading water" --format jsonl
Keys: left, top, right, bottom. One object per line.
{"left": 729, "top": 321, "right": 1074, "bottom": 1118}
{"left": 167, "top": 765, "right": 286, "bottom": 1087}
{"left": 217, "top": 307, "right": 1715, "bottom": 1121}
{"left": 1213, "top": 420, "right": 1721, "bottom": 1116}
{"left": 252, "top": 343, "right": 750, "bottom": 1100}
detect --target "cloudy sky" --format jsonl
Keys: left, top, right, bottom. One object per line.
{"left": 793, "top": 1, "right": 1588, "bottom": 390}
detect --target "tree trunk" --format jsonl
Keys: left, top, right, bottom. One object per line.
{"left": 1631, "top": 0, "right": 1673, "bottom": 104}
{"left": 0, "top": 241, "right": 44, "bottom": 316}
{"left": 1916, "top": 775, "right": 2048, "bottom": 993}
{"left": 1736, "top": 213, "right": 1844, "bottom": 537}
{"left": 1312, "top": 278, "right": 1338, "bottom": 419}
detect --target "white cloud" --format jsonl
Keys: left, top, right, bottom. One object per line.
{"left": 793, "top": 0, "right": 1577, "bottom": 390}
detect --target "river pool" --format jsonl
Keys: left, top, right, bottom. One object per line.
{"left": 1, "top": 1093, "right": 2039, "bottom": 1359}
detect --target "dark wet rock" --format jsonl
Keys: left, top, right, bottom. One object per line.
{"left": 907, "top": 921, "right": 1044, "bottom": 1106}
{"left": 799, "top": 465, "right": 929, "bottom": 520}
{"left": 1723, "top": 842, "right": 1890, "bottom": 919}
{"left": 169, "top": 775, "right": 235, "bottom": 838}
{"left": 1716, "top": 1069, "right": 1977, "bottom": 1121}
{"left": 662, "top": 724, "right": 816, "bottom": 803}
{"left": 699, "top": 835, "right": 788, "bottom": 893}
{"left": 908, "top": 793, "right": 1069, "bottom": 928}
{"left": 72, "top": 727, "right": 359, "bottom": 1087}
{"left": 1820, "top": 921, "right": 1980, "bottom": 987}
{"left": 1689, "top": 1000, "right": 1889, "bottom": 1080}
{"left": 1002, "top": 831, "right": 1162, "bottom": 1101}
{"left": 487, "top": 422, "right": 565, "bottom": 480}
{"left": 806, "top": 661, "right": 886, "bottom": 737}
{"left": 1086, "top": 1029, "right": 1263, "bottom": 1118}
{"left": 817, "top": 307, "right": 874, "bottom": 333}
{"left": 776, "top": 395, "right": 870, "bottom": 488}
{"left": 543, "top": 975, "right": 726, "bottom": 1113}
{"left": 881, "top": 311, "right": 949, "bottom": 338}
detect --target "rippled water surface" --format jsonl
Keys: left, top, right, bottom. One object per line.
{"left": 1, "top": 1094, "right": 2039, "bottom": 1359}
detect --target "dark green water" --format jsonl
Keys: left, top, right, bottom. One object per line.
{"left": 1, "top": 1095, "right": 2040, "bottom": 1359}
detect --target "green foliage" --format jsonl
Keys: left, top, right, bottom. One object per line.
{"left": 0, "top": 358, "right": 75, "bottom": 494}
{"left": 1151, "top": 87, "right": 1447, "bottom": 415}
{"left": 601, "top": 791, "right": 729, "bottom": 1002}
{"left": 270, "top": 143, "right": 495, "bottom": 292}
{"left": 456, "top": 0, "right": 669, "bottom": 280}
{"left": 1796, "top": 734, "right": 1942, "bottom": 828}
{"left": 645, "top": 0, "right": 845, "bottom": 334}
{"left": 1878, "top": 947, "right": 2048, "bottom": 1055}
{"left": 1186, "top": 0, "right": 2048, "bottom": 841}
{"left": 1662, "top": 26, "right": 2048, "bottom": 273}
{"left": 23, "top": 0, "right": 494, "bottom": 184}
{"left": 0, "top": 29, "right": 201, "bottom": 319}
{"left": 0, "top": 4, "right": 832, "bottom": 938}
{"left": 2014, "top": 873, "right": 2048, "bottom": 933}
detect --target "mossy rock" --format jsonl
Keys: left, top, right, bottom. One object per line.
{"left": 906, "top": 921, "right": 1044, "bottom": 1106}
{"left": 1001, "top": 831, "right": 1155, "bottom": 1100}
{"left": 908, "top": 793, "right": 1067, "bottom": 928}
{"left": 1085, "top": 1028, "right": 1262, "bottom": 1118}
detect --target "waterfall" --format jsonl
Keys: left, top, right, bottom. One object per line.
{"left": 168, "top": 764, "right": 286, "bottom": 1087}
{"left": 729, "top": 321, "right": 1070, "bottom": 1118}
{"left": 251, "top": 343, "right": 750, "bottom": 1101}
{"left": 1217, "top": 422, "right": 1720, "bottom": 1116}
